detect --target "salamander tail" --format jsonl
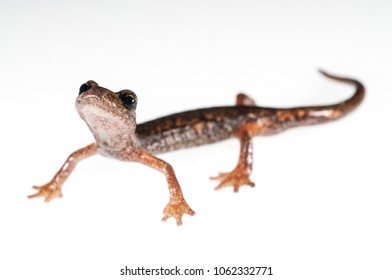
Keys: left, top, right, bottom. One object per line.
{"left": 317, "top": 69, "right": 365, "bottom": 115}
{"left": 276, "top": 70, "right": 365, "bottom": 127}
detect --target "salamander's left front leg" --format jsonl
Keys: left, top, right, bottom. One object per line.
{"left": 211, "top": 129, "right": 255, "bottom": 192}
{"left": 133, "top": 149, "right": 195, "bottom": 225}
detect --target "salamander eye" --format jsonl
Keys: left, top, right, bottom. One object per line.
{"left": 79, "top": 80, "right": 98, "bottom": 95}
{"left": 79, "top": 83, "right": 90, "bottom": 95}
{"left": 118, "top": 90, "right": 138, "bottom": 110}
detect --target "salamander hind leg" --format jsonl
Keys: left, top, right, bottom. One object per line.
{"left": 210, "top": 128, "right": 255, "bottom": 192}
{"left": 236, "top": 93, "right": 256, "bottom": 106}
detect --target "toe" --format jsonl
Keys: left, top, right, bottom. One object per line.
{"left": 214, "top": 184, "right": 224, "bottom": 191}
{"left": 175, "top": 216, "right": 183, "bottom": 226}
{"left": 186, "top": 208, "right": 196, "bottom": 216}
{"left": 27, "top": 192, "right": 41, "bottom": 199}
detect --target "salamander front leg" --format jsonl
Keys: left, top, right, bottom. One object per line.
{"left": 29, "top": 143, "right": 97, "bottom": 201}
{"left": 133, "top": 149, "right": 195, "bottom": 225}
{"left": 211, "top": 129, "right": 255, "bottom": 192}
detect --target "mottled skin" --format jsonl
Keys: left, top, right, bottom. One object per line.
{"left": 29, "top": 71, "right": 365, "bottom": 225}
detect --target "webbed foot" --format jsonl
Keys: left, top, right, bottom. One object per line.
{"left": 211, "top": 165, "right": 255, "bottom": 192}
{"left": 162, "top": 198, "right": 195, "bottom": 225}
{"left": 28, "top": 181, "right": 63, "bottom": 202}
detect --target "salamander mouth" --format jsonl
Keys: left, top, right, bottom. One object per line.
{"left": 77, "top": 103, "right": 128, "bottom": 130}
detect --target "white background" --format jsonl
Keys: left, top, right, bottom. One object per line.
{"left": 1, "top": 0, "right": 391, "bottom": 279}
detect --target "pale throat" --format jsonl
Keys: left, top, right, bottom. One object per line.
{"left": 80, "top": 106, "right": 136, "bottom": 151}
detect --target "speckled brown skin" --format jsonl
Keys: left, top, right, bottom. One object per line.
{"left": 29, "top": 70, "right": 365, "bottom": 225}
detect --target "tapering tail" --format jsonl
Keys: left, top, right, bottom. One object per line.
{"left": 276, "top": 70, "right": 365, "bottom": 128}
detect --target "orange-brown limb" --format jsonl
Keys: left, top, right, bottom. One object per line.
{"left": 211, "top": 128, "right": 255, "bottom": 192}
{"left": 211, "top": 93, "right": 256, "bottom": 192}
{"left": 236, "top": 93, "right": 256, "bottom": 106}
{"left": 29, "top": 143, "right": 97, "bottom": 201}
{"left": 131, "top": 149, "right": 195, "bottom": 225}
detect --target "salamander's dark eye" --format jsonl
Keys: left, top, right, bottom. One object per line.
{"left": 118, "top": 90, "right": 138, "bottom": 110}
{"left": 79, "top": 83, "right": 90, "bottom": 95}
{"left": 79, "top": 80, "right": 98, "bottom": 95}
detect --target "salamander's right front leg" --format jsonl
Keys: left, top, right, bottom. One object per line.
{"left": 29, "top": 143, "right": 97, "bottom": 202}
{"left": 133, "top": 149, "right": 195, "bottom": 225}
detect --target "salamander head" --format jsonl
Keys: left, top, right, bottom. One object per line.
{"left": 76, "top": 80, "right": 138, "bottom": 152}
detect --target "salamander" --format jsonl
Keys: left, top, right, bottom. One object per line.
{"left": 29, "top": 70, "right": 365, "bottom": 225}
